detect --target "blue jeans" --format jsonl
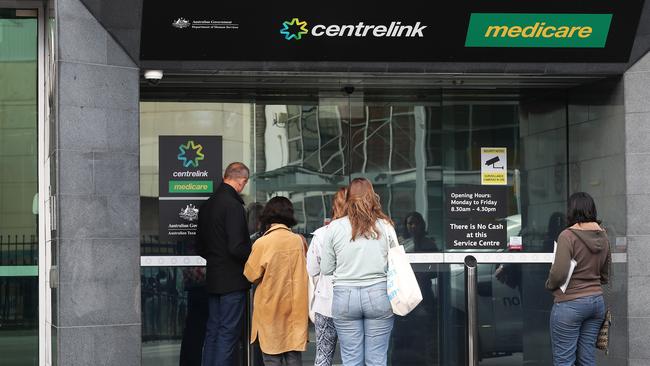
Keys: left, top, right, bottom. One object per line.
{"left": 332, "top": 282, "right": 394, "bottom": 366}
{"left": 202, "top": 290, "right": 246, "bottom": 366}
{"left": 550, "top": 294, "right": 605, "bottom": 366}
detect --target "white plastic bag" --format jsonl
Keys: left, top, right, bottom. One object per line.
{"left": 381, "top": 220, "right": 423, "bottom": 316}
{"left": 307, "top": 275, "right": 316, "bottom": 323}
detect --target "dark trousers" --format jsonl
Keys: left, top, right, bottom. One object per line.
{"left": 179, "top": 287, "right": 209, "bottom": 366}
{"left": 262, "top": 351, "right": 302, "bottom": 366}
{"left": 202, "top": 290, "right": 246, "bottom": 366}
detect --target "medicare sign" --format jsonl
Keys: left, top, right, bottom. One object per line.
{"left": 465, "top": 13, "right": 613, "bottom": 48}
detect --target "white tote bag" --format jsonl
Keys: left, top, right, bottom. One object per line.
{"left": 381, "top": 220, "right": 423, "bottom": 316}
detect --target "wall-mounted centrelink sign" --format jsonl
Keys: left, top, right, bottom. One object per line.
{"left": 445, "top": 185, "right": 508, "bottom": 250}
{"left": 140, "top": 0, "right": 644, "bottom": 63}
{"left": 159, "top": 136, "right": 222, "bottom": 244}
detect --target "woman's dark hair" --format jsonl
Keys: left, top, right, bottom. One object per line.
{"left": 403, "top": 212, "right": 426, "bottom": 239}
{"left": 567, "top": 192, "right": 600, "bottom": 226}
{"left": 260, "top": 196, "right": 297, "bottom": 228}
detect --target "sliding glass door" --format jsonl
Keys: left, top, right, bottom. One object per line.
{"left": 139, "top": 88, "right": 573, "bottom": 365}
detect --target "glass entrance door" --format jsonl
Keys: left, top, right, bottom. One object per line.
{"left": 140, "top": 88, "right": 566, "bottom": 365}
{"left": 0, "top": 7, "right": 39, "bottom": 366}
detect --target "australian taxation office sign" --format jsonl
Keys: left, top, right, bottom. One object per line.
{"left": 141, "top": 0, "right": 644, "bottom": 63}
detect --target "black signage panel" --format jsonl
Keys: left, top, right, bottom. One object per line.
{"left": 444, "top": 185, "right": 508, "bottom": 250}
{"left": 141, "top": 0, "right": 644, "bottom": 63}
{"left": 446, "top": 185, "right": 508, "bottom": 220}
{"left": 159, "top": 199, "right": 202, "bottom": 244}
{"left": 159, "top": 136, "right": 222, "bottom": 245}
{"left": 159, "top": 135, "right": 222, "bottom": 198}
{"left": 446, "top": 220, "right": 507, "bottom": 249}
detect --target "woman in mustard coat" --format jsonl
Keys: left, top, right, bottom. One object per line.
{"left": 244, "top": 196, "right": 309, "bottom": 366}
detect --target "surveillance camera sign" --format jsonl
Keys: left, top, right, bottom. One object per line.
{"left": 481, "top": 147, "right": 507, "bottom": 185}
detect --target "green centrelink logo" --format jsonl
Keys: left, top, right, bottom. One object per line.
{"left": 177, "top": 140, "right": 204, "bottom": 168}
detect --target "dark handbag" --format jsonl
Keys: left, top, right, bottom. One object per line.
{"left": 596, "top": 308, "right": 612, "bottom": 354}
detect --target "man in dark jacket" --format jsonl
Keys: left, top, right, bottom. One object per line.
{"left": 197, "top": 162, "right": 252, "bottom": 366}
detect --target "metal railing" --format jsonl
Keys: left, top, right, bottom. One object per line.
{"left": 0, "top": 277, "right": 38, "bottom": 328}
{"left": 464, "top": 255, "right": 478, "bottom": 366}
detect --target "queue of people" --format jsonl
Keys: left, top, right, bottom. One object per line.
{"left": 196, "top": 162, "right": 399, "bottom": 366}
{"left": 196, "top": 161, "right": 611, "bottom": 366}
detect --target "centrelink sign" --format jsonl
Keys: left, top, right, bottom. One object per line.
{"left": 140, "top": 1, "right": 645, "bottom": 63}
{"left": 280, "top": 18, "right": 427, "bottom": 41}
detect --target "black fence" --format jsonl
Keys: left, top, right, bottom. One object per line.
{"left": 0, "top": 235, "right": 38, "bottom": 266}
{"left": 0, "top": 235, "right": 38, "bottom": 330}
{"left": 141, "top": 267, "right": 188, "bottom": 341}
{"left": 141, "top": 235, "right": 187, "bottom": 256}
{"left": 0, "top": 277, "right": 38, "bottom": 329}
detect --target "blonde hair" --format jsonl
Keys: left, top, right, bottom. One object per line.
{"left": 346, "top": 178, "right": 392, "bottom": 240}
{"left": 331, "top": 187, "right": 348, "bottom": 220}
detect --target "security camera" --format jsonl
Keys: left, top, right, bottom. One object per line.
{"left": 144, "top": 70, "right": 163, "bottom": 85}
{"left": 342, "top": 85, "right": 355, "bottom": 95}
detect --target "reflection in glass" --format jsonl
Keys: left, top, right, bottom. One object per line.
{"left": 398, "top": 211, "right": 440, "bottom": 252}
{"left": 0, "top": 9, "right": 39, "bottom": 366}
{"left": 142, "top": 267, "right": 230, "bottom": 366}
{"left": 442, "top": 97, "right": 567, "bottom": 252}
{"left": 252, "top": 101, "right": 349, "bottom": 234}
{"left": 475, "top": 263, "right": 553, "bottom": 366}
{"left": 139, "top": 102, "right": 254, "bottom": 256}
{"left": 390, "top": 264, "right": 443, "bottom": 365}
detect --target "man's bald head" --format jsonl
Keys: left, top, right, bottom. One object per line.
{"left": 223, "top": 162, "right": 250, "bottom": 193}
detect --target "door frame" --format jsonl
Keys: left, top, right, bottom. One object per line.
{"left": 0, "top": 1, "right": 46, "bottom": 365}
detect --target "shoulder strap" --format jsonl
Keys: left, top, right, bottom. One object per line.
{"left": 300, "top": 234, "right": 308, "bottom": 255}
{"left": 379, "top": 220, "right": 397, "bottom": 249}
{"left": 566, "top": 228, "right": 600, "bottom": 253}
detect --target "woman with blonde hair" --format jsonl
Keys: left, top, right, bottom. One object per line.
{"left": 307, "top": 187, "right": 348, "bottom": 366}
{"left": 321, "top": 178, "right": 396, "bottom": 366}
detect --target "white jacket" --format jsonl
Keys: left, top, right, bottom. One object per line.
{"left": 306, "top": 225, "right": 334, "bottom": 318}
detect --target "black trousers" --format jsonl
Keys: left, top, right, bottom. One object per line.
{"left": 262, "top": 351, "right": 302, "bottom": 366}
{"left": 178, "top": 287, "right": 208, "bottom": 366}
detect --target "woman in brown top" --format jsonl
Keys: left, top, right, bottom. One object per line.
{"left": 546, "top": 192, "right": 611, "bottom": 366}
{"left": 244, "top": 197, "right": 309, "bottom": 366}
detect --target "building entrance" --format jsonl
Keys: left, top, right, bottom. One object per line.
{"left": 139, "top": 82, "right": 576, "bottom": 365}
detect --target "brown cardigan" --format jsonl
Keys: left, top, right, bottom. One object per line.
{"left": 545, "top": 224, "right": 611, "bottom": 303}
